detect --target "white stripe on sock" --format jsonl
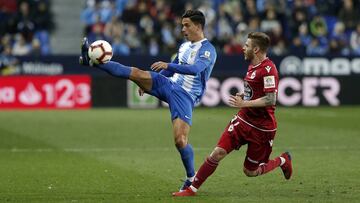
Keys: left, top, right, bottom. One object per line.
{"left": 280, "top": 157, "right": 286, "bottom": 166}
{"left": 188, "top": 175, "right": 195, "bottom": 182}
{"left": 190, "top": 185, "right": 197, "bottom": 192}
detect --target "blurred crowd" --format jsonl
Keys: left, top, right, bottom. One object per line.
{"left": 81, "top": 0, "right": 360, "bottom": 56}
{"left": 0, "top": 0, "right": 54, "bottom": 56}
{"left": 0, "top": 0, "right": 54, "bottom": 74}
{"left": 1, "top": 0, "right": 360, "bottom": 59}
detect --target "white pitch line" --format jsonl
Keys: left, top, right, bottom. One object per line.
{"left": 1, "top": 146, "right": 358, "bottom": 153}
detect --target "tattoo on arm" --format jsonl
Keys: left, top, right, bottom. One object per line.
{"left": 264, "top": 92, "right": 277, "bottom": 106}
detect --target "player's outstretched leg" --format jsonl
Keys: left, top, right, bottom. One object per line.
{"left": 79, "top": 38, "right": 133, "bottom": 80}
{"left": 80, "top": 40, "right": 152, "bottom": 93}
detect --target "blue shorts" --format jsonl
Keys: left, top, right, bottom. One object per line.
{"left": 148, "top": 72, "right": 194, "bottom": 126}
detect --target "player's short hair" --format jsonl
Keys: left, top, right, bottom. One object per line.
{"left": 247, "top": 32, "right": 271, "bottom": 53}
{"left": 182, "top": 10, "right": 205, "bottom": 29}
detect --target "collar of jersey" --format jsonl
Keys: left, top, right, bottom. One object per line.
{"left": 252, "top": 57, "right": 269, "bottom": 69}
{"left": 190, "top": 38, "right": 208, "bottom": 47}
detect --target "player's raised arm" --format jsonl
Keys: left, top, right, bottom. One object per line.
{"left": 151, "top": 47, "right": 215, "bottom": 75}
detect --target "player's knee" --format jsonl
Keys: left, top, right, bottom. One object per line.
{"left": 131, "top": 68, "right": 148, "bottom": 80}
{"left": 243, "top": 167, "right": 258, "bottom": 177}
{"left": 174, "top": 135, "right": 187, "bottom": 148}
{"left": 210, "top": 147, "right": 227, "bottom": 162}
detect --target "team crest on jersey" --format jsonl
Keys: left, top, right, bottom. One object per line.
{"left": 243, "top": 81, "right": 253, "bottom": 100}
{"left": 264, "top": 75, "right": 275, "bottom": 89}
{"left": 191, "top": 51, "right": 197, "bottom": 58}
{"left": 265, "top": 66, "right": 272, "bottom": 73}
{"left": 250, "top": 70, "right": 256, "bottom": 79}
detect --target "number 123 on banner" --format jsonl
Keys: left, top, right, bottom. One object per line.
{"left": 0, "top": 75, "right": 91, "bottom": 109}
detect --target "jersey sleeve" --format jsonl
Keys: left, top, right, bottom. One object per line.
{"left": 262, "top": 64, "right": 278, "bottom": 93}
{"left": 167, "top": 44, "right": 216, "bottom": 75}
{"left": 167, "top": 60, "right": 207, "bottom": 75}
{"left": 196, "top": 44, "right": 216, "bottom": 70}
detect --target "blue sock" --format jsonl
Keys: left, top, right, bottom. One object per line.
{"left": 97, "top": 61, "right": 131, "bottom": 79}
{"left": 177, "top": 144, "right": 195, "bottom": 178}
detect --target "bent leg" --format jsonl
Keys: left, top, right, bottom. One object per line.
{"left": 129, "top": 67, "right": 153, "bottom": 91}
{"left": 242, "top": 133, "right": 283, "bottom": 177}
{"left": 243, "top": 157, "right": 282, "bottom": 177}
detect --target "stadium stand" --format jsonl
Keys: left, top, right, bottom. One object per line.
{"left": 0, "top": 0, "right": 54, "bottom": 56}
{"left": 1, "top": 0, "right": 359, "bottom": 56}
{"left": 79, "top": 0, "right": 360, "bottom": 56}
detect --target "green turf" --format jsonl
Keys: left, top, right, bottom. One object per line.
{"left": 0, "top": 107, "right": 359, "bottom": 202}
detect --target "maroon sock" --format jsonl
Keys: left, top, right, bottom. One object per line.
{"left": 192, "top": 156, "right": 219, "bottom": 189}
{"left": 259, "top": 157, "right": 281, "bottom": 175}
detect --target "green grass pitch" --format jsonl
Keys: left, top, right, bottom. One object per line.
{"left": 0, "top": 107, "right": 359, "bottom": 202}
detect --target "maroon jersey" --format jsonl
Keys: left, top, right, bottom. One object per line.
{"left": 237, "top": 58, "right": 279, "bottom": 131}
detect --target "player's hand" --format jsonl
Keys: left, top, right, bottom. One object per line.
{"left": 236, "top": 93, "right": 244, "bottom": 99}
{"left": 138, "top": 88, "right": 145, "bottom": 96}
{"left": 228, "top": 93, "right": 246, "bottom": 108}
{"left": 151, "top": 61, "right": 168, "bottom": 72}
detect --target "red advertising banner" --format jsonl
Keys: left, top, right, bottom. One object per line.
{"left": 0, "top": 75, "right": 91, "bottom": 109}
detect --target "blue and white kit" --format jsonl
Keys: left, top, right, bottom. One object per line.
{"left": 149, "top": 38, "right": 217, "bottom": 125}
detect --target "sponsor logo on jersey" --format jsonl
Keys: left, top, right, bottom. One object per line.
{"left": 200, "top": 50, "right": 211, "bottom": 60}
{"left": 204, "top": 51, "right": 210, "bottom": 58}
{"left": 264, "top": 75, "right": 276, "bottom": 89}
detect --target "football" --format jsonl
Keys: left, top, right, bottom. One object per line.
{"left": 88, "top": 40, "right": 113, "bottom": 64}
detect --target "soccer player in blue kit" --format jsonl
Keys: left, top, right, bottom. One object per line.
{"left": 79, "top": 10, "right": 217, "bottom": 191}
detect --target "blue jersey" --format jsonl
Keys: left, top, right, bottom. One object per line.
{"left": 170, "top": 39, "right": 217, "bottom": 104}
{"left": 96, "top": 38, "right": 216, "bottom": 125}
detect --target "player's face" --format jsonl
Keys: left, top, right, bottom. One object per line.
{"left": 182, "top": 18, "right": 200, "bottom": 41}
{"left": 243, "top": 39, "right": 255, "bottom": 61}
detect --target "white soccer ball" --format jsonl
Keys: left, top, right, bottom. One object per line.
{"left": 88, "top": 40, "right": 113, "bottom": 64}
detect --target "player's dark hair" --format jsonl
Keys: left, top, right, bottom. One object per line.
{"left": 247, "top": 32, "right": 271, "bottom": 53}
{"left": 182, "top": 10, "right": 205, "bottom": 29}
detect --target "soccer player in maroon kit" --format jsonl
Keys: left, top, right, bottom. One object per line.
{"left": 173, "top": 32, "right": 293, "bottom": 196}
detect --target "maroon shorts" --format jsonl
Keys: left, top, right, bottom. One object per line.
{"left": 217, "top": 115, "right": 276, "bottom": 171}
